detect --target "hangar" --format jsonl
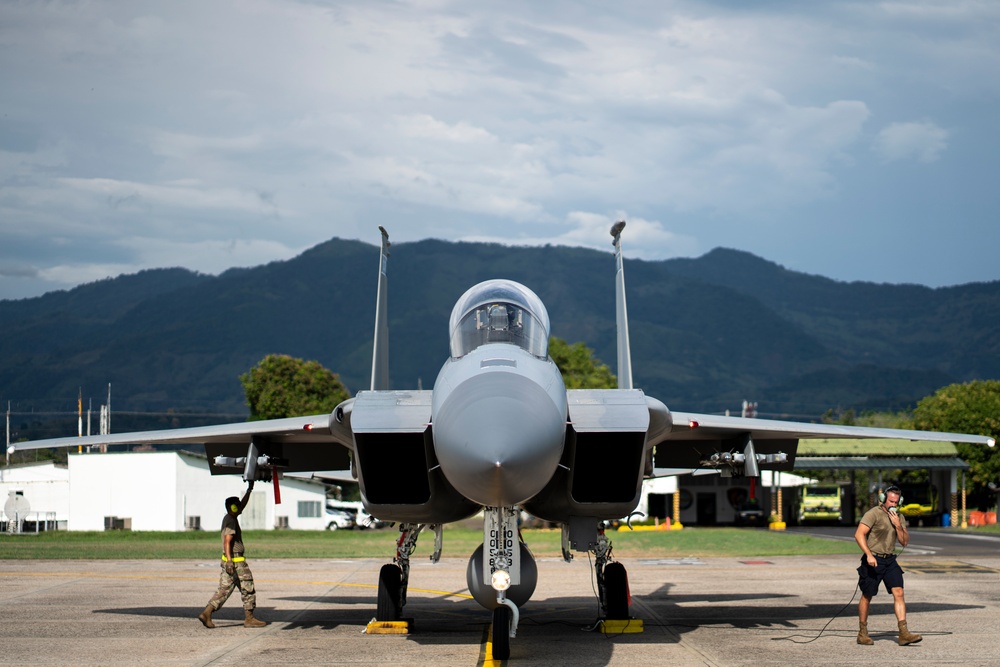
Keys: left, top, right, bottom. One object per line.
{"left": 643, "top": 438, "right": 973, "bottom": 527}
{"left": 792, "top": 438, "right": 972, "bottom": 526}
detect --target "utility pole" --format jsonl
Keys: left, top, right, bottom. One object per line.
{"left": 77, "top": 388, "right": 83, "bottom": 453}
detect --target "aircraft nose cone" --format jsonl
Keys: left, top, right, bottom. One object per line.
{"left": 433, "top": 371, "right": 565, "bottom": 507}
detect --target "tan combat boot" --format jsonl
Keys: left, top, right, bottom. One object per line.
{"left": 857, "top": 620, "right": 874, "bottom": 645}
{"left": 898, "top": 620, "right": 922, "bottom": 646}
{"left": 198, "top": 605, "right": 215, "bottom": 629}
{"left": 244, "top": 609, "right": 268, "bottom": 627}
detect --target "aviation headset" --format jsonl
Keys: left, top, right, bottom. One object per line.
{"left": 878, "top": 485, "right": 903, "bottom": 506}
{"left": 225, "top": 496, "right": 240, "bottom": 513}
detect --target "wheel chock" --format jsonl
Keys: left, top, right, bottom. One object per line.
{"left": 364, "top": 618, "right": 412, "bottom": 634}
{"left": 598, "top": 618, "right": 644, "bottom": 634}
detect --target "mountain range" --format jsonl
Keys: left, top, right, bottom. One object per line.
{"left": 2, "top": 237, "right": 998, "bottom": 435}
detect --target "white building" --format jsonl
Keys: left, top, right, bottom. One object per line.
{"left": 631, "top": 475, "right": 678, "bottom": 521}
{"left": 1, "top": 461, "right": 69, "bottom": 530}
{"left": 3, "top": 451, "right": 332, "bottom": 532}
{"left": 644, "top": 470, "right": 816, "bottom": 525}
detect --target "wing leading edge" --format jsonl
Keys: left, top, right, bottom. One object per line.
{"left": 647, "top": 406, "right": 995, "bottom": 475}
{"left": 9, "top": 408, "right": 357, "bottom": 475}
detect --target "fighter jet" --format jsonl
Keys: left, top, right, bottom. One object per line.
{"left": 10, "top": 223, "right": 995, "bottom": 659}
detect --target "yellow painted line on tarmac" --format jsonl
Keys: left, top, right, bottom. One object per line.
{"left": 478, "top": 624, "right": 504, "bottom": 666}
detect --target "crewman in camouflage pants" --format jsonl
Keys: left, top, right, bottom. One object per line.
{"left": 198, "top": 481, "right": 267, "bottom": 628}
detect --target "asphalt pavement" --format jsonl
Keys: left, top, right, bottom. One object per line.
{"left": 1, "top": 545, "right": 998, "bottom": 666}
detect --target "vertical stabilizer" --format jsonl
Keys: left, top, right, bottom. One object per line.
{"left": 610, "top": 221, "right": 633, "bottom": 390}
{"left": 370, "top": 227, "right": 391, "bottom": 390}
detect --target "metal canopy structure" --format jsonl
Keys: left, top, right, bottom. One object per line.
{"left": 794, "top": 438, "right": 971, "bottom": 472}
{"left": 794, "top": 456, "right": 969, "bottom": 471}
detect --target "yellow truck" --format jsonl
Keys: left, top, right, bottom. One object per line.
{"left": 895, "top": 483, "right": 939, "bottom": 523}
{"left": 797, "top": 485, "right": 843, "bottom": 524}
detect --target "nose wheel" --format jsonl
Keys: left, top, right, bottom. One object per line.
{"left": 491, "top": 604, "right": 511, "bottom": 660}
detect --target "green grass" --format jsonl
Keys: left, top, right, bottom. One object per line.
{"left": 0, "top": 526, "right": 861, "bottom": 560}
{"left": 4, "top": 525, "right": 994, "bottom": 560}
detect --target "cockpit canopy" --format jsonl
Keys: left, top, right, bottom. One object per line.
{"left": 449, "top": 279, "right": 550, "bottom": 359}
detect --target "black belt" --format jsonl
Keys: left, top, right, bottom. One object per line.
{"left": 872, "top": 552, "right": 895, "bottom": 558}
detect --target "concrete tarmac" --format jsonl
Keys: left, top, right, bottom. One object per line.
{"left": 1, "top": 553, "right": 997, "bottom": 666}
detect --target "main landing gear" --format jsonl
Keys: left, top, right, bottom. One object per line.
{"left": 371, "top": 523, "right": 442, "bottom": 626}
{"left": 588, "top": 522, "right": 643, "bottom": 635}
{"left": 592, "top": 524, "right": 630, "bottom": 621}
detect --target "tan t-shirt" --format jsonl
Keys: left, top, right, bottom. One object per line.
{"left": 222, "top": 513, "right": 245, "bottom": 556}
{"left": 859, "top": 506, "right": 905, "bottom": 555}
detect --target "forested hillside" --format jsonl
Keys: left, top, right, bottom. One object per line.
{"left": 2, "top": 237, "right": 997, "bottom": 440}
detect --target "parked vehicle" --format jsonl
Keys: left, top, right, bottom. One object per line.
{"left": 798, "top": 485, "right": 843, "bottom": 524}
{"left": 325, "top": 508, "right": 356, "bottom": 531}
{"left": 734, "top": 498, "right": 765, "bottom": 526}
{"left": 895, "top": 483, "right": 939, "bottom": 524}
{"left": 325, "top": 500, "right": 388, "bottom": 529}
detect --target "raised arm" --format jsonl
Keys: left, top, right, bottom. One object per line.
{"left": 239, "top": 481, "right": 255, "bottom": 512}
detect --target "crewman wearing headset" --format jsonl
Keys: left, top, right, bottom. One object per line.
{"left": 854, "top": 485, "right": 921, "bottom": 646}
{"left": 198, "top": 481, "right": 268, "bottom": 628}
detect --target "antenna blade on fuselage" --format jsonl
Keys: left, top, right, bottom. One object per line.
{"left": 370, "top": 226, "right": 390, "bottom": 390}
{"left": 610, "top": 221, "right": 633, "bottom": 390}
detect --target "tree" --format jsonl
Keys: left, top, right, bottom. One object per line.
{"left": 240, "top": 354, "right": 350, "bottom": 421}
{"left": 548, "top": 336, "right": 617, "bottom": 389}
{"left": 911, "top": 380, "right": 1000, "bottom": 507}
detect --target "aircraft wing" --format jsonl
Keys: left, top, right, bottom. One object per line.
{"left": 650, "top": 406, "right": 995, "bottom": 473}
{"left": 664, "top": 410, "right": 995, "bottom": 446}
{"left": 8, "top": 405, "right": 356, "bottom": 474}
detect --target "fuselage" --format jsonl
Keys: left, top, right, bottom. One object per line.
{"left": 430, "top": 279, "right": 567, "bottom": 507}
{"left": 432, "top": 344, "right": 567, "bottom": 507}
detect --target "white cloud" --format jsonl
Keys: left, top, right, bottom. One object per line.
{"left": 874, "top": 121, "right": 950, "bottom": 163}
{"left": 461, "top": 210, "right": 699, "bottom": 260}
{"left": 1, "top": 0, "right": 998, "bottom": 299}
{"left": 31, "top": 237, "right": 304, "bottom": 295}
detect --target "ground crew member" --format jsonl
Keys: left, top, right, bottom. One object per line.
{"left": 198, "top": 481, "right": 267, "bottom": 628}
{"left": 854, "top": 485, "right": 921, "bottom": 646}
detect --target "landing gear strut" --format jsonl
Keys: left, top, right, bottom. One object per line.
{"left": 375, "top": 522, "right": 438, "bottom": 621}
{"left": 485, "top": 506, "right": 521, "bottom": 660}
{"left": 592, "top": 524, "right": 630, "bottom": 620}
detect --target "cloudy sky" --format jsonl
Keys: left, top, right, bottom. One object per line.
{"left": 2, "top": 0, "right": 998, "bottom": 301}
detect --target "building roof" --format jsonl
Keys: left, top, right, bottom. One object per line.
{"left": 795, "top": 457, "right": 968, "bottom": 471}
{"left": 797, "top": 438, "right": 960, "bottom": 457}
{"left": 793, "top": 438, "right": 972, "bottom": 471}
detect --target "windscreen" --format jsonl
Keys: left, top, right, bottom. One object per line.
{"left": 448, "top": 279, "right": 550, "bottom": 358}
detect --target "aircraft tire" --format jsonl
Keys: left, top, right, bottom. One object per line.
{"left": 604, "top": 562, "right": 630, "bottom": 620}
{"left": 376, "top": 564, "right": 402, "bottom": 621}
{"left": 491, "top": 605, "right": 511, "bottom": 660}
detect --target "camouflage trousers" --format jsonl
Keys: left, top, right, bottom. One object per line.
{"left": 207, "top": 560, "right": 257, "bottom": 612}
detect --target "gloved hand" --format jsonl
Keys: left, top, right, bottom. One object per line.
{"left": 224, "top": 560, "right": 236, "bottom": 576}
